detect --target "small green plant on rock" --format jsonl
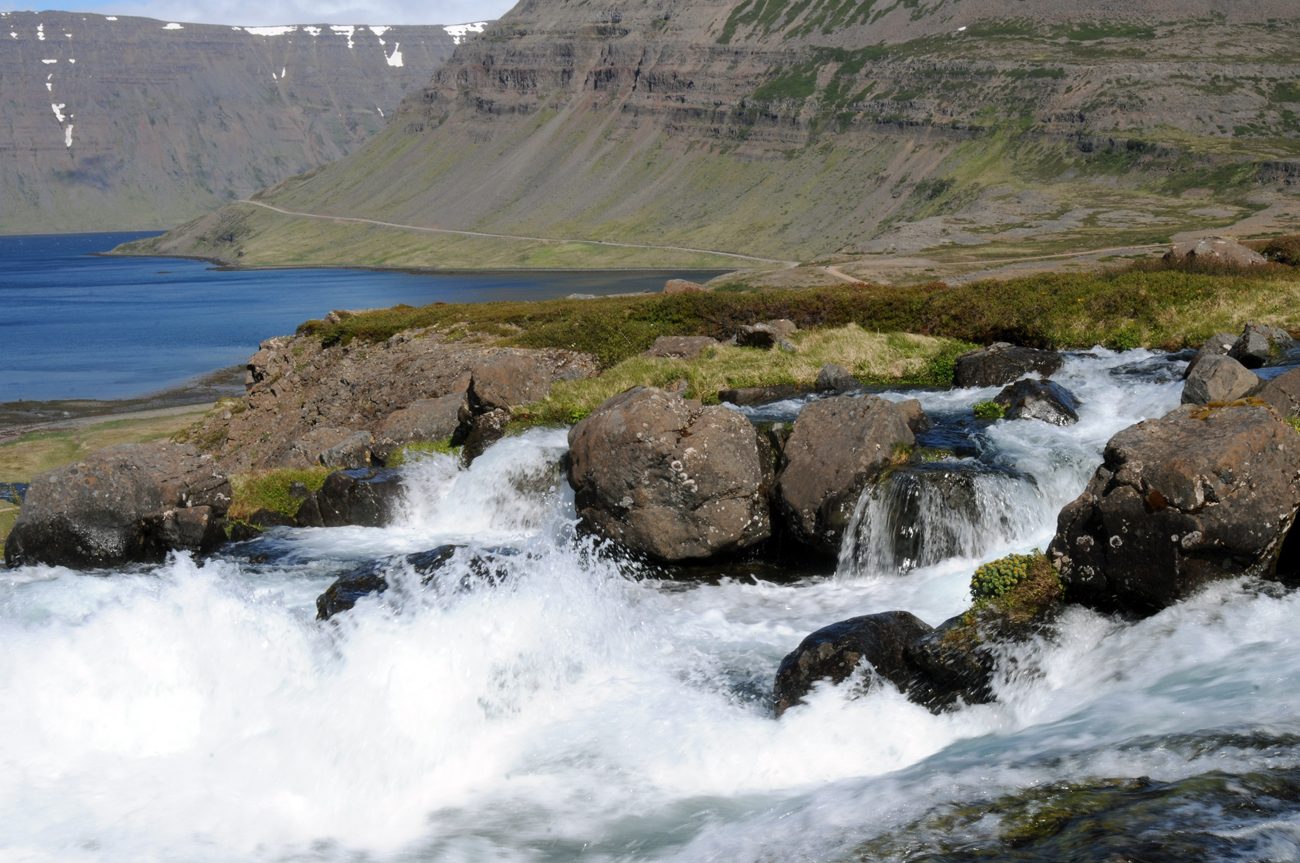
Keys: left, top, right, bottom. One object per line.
{"left": 973, "top": 401, "right": 1006, "bottom": 420}
{"left": 384, "top": 439, "right": 462, "bottom": 466}
{"left": 971, "top": 551, "right": 1040, "bottom": 600}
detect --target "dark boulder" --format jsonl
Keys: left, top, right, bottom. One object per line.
{"left": 718, "top": 384, "right": 810, "bottom": 406}
{"left": 994, "top": 379, "right": 1080, "bottom": 425}
{"left": 776, "top": 395, "right": 915, "bottom": 556}
{"left": 896, "top": 398, "right": 933, "bottom": 433}
{"left": 566, "top": 387, "right": 771, "bottom": 563}
{"left": 4, "top": 442, "right": 232, "bottom": 569}
{"left": 1048, "top": 402, "right": 1300, "bottom": 615}
{"left": 295, "top": 468, "right": 404, "bottom": 528}
{"left": 1229, "top": 322, "right": 1295, "bottom": 369}
{"left": 372, "top": 393, "right": 467, "bottom": 464}
{"left": 904, "top": 617, "right": 997, "bottom": 711}
{"left": 954, "top": 343, "right": 1063, "bottom": 388}
{"left": 643, "top": 336, "right": 718, "bottom": 360}
{"left": 459, "top": 408, "right": 511, "bottom": 464}
{"left": 1184, "top": 332, "right": 1237, "bottom": 379}
{"left": 1180, "top": 355, "right": 1258, "bottom": 405}
{"left": 316, "top": 545, "right": 517, "bottom": 620}
{"left": 1252, "top": 367, "right": 1300, "bottom": 416}
{"left": 815, "top": 363, "right": 861, "bottom": 392}
{"left": 773, "top": 611, "right": 933, "bottom": 717}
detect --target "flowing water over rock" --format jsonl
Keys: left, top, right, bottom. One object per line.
{"left": 5, "top": 349, "right": 1300, "bottom": 861}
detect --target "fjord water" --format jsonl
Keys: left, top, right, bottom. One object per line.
{"left": 0, "top": 233, "right": 725, "bottom": 403}
{"left": 5, "top": 351, "right": 1300, "bottom": 861}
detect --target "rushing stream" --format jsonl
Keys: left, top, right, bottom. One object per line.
{"left": 5, "top": 349, "right": 1300, "bottom": 861}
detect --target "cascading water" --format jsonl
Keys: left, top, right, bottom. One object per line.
{"left": 4, "top": 348, "right": 1300, "bottom": 861}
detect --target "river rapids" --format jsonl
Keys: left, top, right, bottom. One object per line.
{"left": 4, "top": 348, "right": 1300, "bottom": 862}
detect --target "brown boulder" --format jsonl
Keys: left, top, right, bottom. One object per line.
{"left": 372, "top": 393, "right": 467, "bottom": 464}
{"left": 1184, "top": 332, "right": 1237, "bottom": 379}
{"left": 566, "top": 387, "right": 771, "bottom": 562}
{"left": 470, "top": 353, "right": 552, "bottom": 411}
{"left": 1180, "top": 355, "right": 1258, "bottom": 405}
{"left": 663, "top": 279, "right": 706, "bottom": 294}
{"left": 735, "top": 320, "right": 798, "bottom": 349}
{"left": 1048, "top": 403, "right": 1300, "bottom": 614}
{"left": 4, "top": 443, "right": 232, "bottom": 569}
{"left": 643, "top": 336, "right": 719, "bottom": 360}
{"left": 1253, "top": 367, "right": 1300, "bottom": 417}
{"left": 776, "top": 395, "right": 915, "bottom": 555}
{"left": 319, "top": 430, "right": 374, "bottom": 469}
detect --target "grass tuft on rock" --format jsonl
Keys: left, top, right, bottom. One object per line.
{"left": 383, "top": 439, "right": 461, "bottom": 466}
{"left": 228, "top": 468, "right": 330, "bottom": 521}
{"left": 973, "top": 401, "right": 1007, "bottom": 420}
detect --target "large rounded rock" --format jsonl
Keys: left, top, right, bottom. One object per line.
{"left": 566, "top": 387, "right": 771, "bottom": 563}
{"left": 1180, "top": 355, "right": 1259, "bottom": 405}
{"left": 316, "top": 545, "right": 517, "bottom": 620}
{"left": 1184, "top": 332, "right": 1237, "bottom": 379}
{"left": 1164, "top": 236, "right": 1267, "bottom": 268}
{"left": 954, "top": 343, "right": 1063, "bottom": 388}
{"left": 1048, "top": 402, "right": 1300, "bottom": 615}
{"left": 470, "top": 353, "right": 552, "bottom": 411}
{"left": 1229, "top": 322, "right": 1295, "bottom": 369}
{"left": 295, "top": 468, "right": 404, "bottom": 528}
{"left": 994, "top": 379, "right": 1080, "bottom": 425}
{"left": 4, "top": 443, "right": 231, "bottom": 569}
{"left": 776, "top": 395, "right": 915, "bottom": 555}
{"left": 773, "top": 611, "right": 932, "bottom": 717}
{"left": 372, "top": 392, "right": 467, "bottom": 464}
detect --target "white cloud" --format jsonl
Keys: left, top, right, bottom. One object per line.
{"left": 22, "top": 0, "right": 515, "bottom": 26}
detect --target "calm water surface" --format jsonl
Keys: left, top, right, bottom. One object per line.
{"left": 0, "top": 232, "right": 727, "bottom": 403}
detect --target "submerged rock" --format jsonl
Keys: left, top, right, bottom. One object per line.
{"left": 295, "top": 468, "right": 404, "bottom": 528}
{"left": 4, "top": 442, "right": 231, "bottom": 569}
{"left": 566, "top": 386, "right": 771, "bottom": 563}
{"left": 1181, "top": 355, "right": 1258, "bottom": 405}
{"left": 316, "top": 545, "right": 517, "bottom": 619}
{"left": 1228, "top": 322, "right": 1296, "bottom": 369}
{"left": 1049, "top": 402, "right": 1300, "bottom": 614}
{"left": 994, "top": 379, "right": 1080, "bottom": 425}
{"left": 954, "top": 343, "right": 1063, "bottom": 388}
{"left": 776, "top": 394, "right": 915, "bottom": 556}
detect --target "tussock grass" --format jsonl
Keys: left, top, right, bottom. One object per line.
{"left": 228, "top": 468, "right": 330, "bottom": 520}
{"left": 305, "top": 260, "right": 1300, "bottom": 368}
{"left": 512, "top": 326, "right": 971, "bottom": 426}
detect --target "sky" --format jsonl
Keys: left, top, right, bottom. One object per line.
{"left": 0, "top": 0, "right": 514, "bottom": 25}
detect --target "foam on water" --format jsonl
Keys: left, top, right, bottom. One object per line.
{"left": 3, "top": 353, "right": 1299, "bottom": 861}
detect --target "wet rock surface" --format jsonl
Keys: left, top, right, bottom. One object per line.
{"left": 954, "top": 343, "right": 1063, "bottom": 388}
{"left": 776, "top": 395, "right": 915, "bottom": 556}
{"left": 295, "top": 468, "right": 404, "bottom": 528}
{"left": 566, "top": 387, "right": 771, "bottom": 563}
{"left": 1049, "top": 402, "right": 1300, "bottom": 615}
{"left": 316, "top": 545, "right": 518, "bottom": 620}
{"left": 994, "top": 379, "right": 1080, "bottom": 425}
{"left": 4, "top": 442, "right": 232, "bottom": 569}
{"left": 1181, "top": 355, "right": 1259, "bottom": 405}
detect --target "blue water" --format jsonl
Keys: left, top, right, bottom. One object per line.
{"left": 0, "top": 233, "right": 727, "bottom": 402}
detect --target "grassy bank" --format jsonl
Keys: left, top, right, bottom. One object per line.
{"left": 305, "top": 259, "right": 1300, "bottom": 366}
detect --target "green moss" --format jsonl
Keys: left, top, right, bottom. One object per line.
{"left": 228, "top": 468, "right": 330, "bottom": 520}
{"left": 973, "top": 401, "right": 1006, "bottom": 420}
{"left": 383, "top": 439, "right": 461, "bottom": 466}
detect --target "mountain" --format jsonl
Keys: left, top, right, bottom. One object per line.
{"left": 0, "top": 11, "right": 482, "bottom": 234}
{"left": 123, "top": 0, "right": 1300, "bottom": 271}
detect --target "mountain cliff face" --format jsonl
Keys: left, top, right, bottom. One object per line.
{"left": 0, "top": 11, "right": 475, "bottom": 233}
{"left": 131, "top": 0, "right": 1300, "bottom": 267}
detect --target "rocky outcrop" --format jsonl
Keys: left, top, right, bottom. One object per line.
{"left": 4, "top": 443, "right": 231, "bottom": 569}
{"left": 183, "top": 330, "right": 595, "bottom": 473}
{"left": 372, "top": 393, "right": 467, "bottom": 464}
{"left": 643, "top": 336, "right": 719, "bottom": 360}
{"left": 1164, "top": 236, "right": 1267, "bottom": 267}
{"left": 663, "top": 279, "right": 706, "bottom": 294}
{"left": 816, "top": 363, "right": 861, "bottom": 392}
{"left": 1181, "top": 355, "right": 1259, "bottom": 405}
{"left": 1252, "top": 367, "right": 1300, "bottom": 417}
{"left": 316, "top": 545, "right": 517, "bottom": 620}
{"left": 1228, "top": 322, "right": 1295, "bottom": 369}
{"left": 1184, "top": 332, "right": 1237, "bottom": 379}
{"left": 295, "top": 468, "right": 405, "bottom": 528}
{"left": 1048, "top": 402, "right": 1300, "bottom": 614}
{"left": 319, "top": 430, "right": 375, "bottom": 469}
{"left": 566, "top": 387, "right": 771, "bottom": 562}
{"left": 954, "top": 344, "right": 1063, "bottom": 388}
{"left": 994, "top": 379, "right": 1079, "bottom": 425}
{"left": 773, "top": 611, "right": 932, "bottom": 717}
{"left": 776, "top": 395, "right": 915, "bottom": 555}
{"left": 460, "top": 409, "right": 512, "bottom": 464}
{"left": 735, "top": 320, "right": 798, "bottom": 350}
